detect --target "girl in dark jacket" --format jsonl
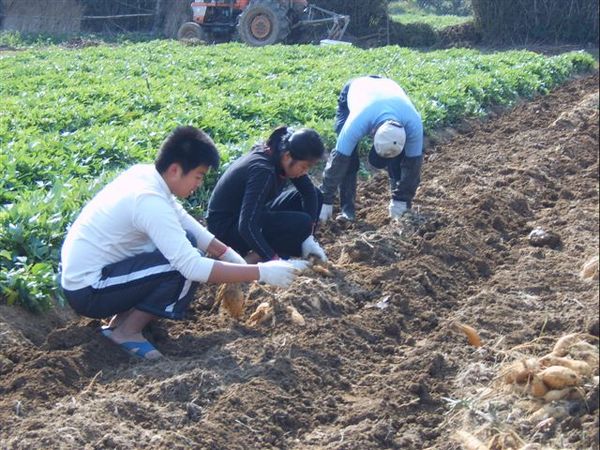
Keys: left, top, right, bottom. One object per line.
{"left": 207, "top": 126, "right": 327, "bottom": 264}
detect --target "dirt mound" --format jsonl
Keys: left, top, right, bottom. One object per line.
{"left": 1, "top": 72, "right": 598, "bottom": 449}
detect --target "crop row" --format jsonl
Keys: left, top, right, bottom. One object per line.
{"left": 0, "top": 40, "right": 595, "bottom": 311}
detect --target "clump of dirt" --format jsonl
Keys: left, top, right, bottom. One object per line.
{"left": 0, "top": 72, "right": 598, "bottom": 449}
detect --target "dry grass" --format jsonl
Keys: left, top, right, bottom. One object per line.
{"left": 445, "top": 334, "right": 599, "bottom": 450}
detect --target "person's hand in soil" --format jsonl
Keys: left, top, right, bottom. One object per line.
{"left": 258, "top": 260, "right": 309, "bottom": 287}
{"left": 301, "top": 235, "right": 328, "bottom": 262}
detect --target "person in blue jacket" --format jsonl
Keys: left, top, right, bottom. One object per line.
{"left": 207, "top": 126, "right": 328, "bottom": 264}
{"left": 319, "top": 75, "right": 424, "bottom": 221}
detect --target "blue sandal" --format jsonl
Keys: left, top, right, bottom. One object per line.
{"left": 98, "top": 327, "right": 161, "bottom": 359}
{"left": 117, "top": 340, "right": 161, "bottom": 359}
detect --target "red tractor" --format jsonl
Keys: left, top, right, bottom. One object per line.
{"left": 177, "top": 0, "right": 349, "bottom": 46}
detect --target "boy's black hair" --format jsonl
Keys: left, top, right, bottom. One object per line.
{"left": 267, "top": 126, "right": 325, "bottom": 161}
{"left": 155, "top": 126, "right": 220, "bottom": 174}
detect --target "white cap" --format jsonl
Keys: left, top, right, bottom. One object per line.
{"left": 374, "top": 121, "right": 406, "bottom": 158}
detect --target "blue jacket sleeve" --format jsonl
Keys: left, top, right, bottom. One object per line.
{"left": 335, "top": 108, "right": 374, "bottom": 156}
{"left": 403, "top": 119, "right": 424, "bottom": 158}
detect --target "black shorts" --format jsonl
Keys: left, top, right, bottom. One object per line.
{"left": 62, "top": 237, "right": 200, "bottom": 321}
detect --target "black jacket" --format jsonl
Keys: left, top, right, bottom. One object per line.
{"left": 206, "top": 146, "right": 318, "bottom": 260}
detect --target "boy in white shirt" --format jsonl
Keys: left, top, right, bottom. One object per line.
{"left": 61, "top": 126, "right": 307, "bottom": 360}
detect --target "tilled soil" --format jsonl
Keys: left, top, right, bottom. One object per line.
{"left": 0, "top": 72, "right": 598, "bottom": 450}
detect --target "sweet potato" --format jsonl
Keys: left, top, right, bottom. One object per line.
{"left": 308, "top": 256, "right": 333, "bottom": 277}
{"left": 453, "top": 430, "right": 487, "bottom": 450}
{"left": 580, "top": 255, "right": 599, "bottom": 281}
{"left": 286, "top": 305, "right": 306, "bottom": 326}
{"left": 543, "top": 388, "right": 573, "bottom": 402}
{"left": 503, "top": 358, "right": 540, "bottom": 384}
{"left": 574, "top": 351, "right": 599, "bottom": 370}
{"left": 539, "top": 366, "right": 580, "bottom": 390}
{"left": 565, "top": 341, "right": 599, "bottom": 370}
{"left": 246, "top": 302, "right": 273, "bottom": 327}
{"left": 568, "top": 340, "right": 599, "bottom": 355}
{"left": 452, "top": 322, "right": 482, "bottom": 347}
{"left": 216, "top": 283, "right": 245, "bottom": 319}
{"left": 552, "top": 333, "right": 584, "bottom": 357}
{"left": 539, "top": 355, "right": 592, "bottom": 377}
{"left": 529, "top": 375, "right": 548, "bottom": 397}
{"left": 530, "top": 404, "right": 568, "bottom": 421}
{"left": 312, "top": 264, "right": 333, "bottom": 277}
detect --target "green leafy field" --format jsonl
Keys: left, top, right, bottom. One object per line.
{"left": 0, "top": 39, "right": 595, "bottom": 311}
{"left": 391, "top": 12, "right": 471, "bottom": 30}
{"left": 389, "top": 0, "right": 471, "bottom": 30}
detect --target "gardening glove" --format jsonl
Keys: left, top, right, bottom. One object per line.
{"left": 319, "top": 204, "right": 333, "bottom": 222}
{"left": 286, "top": 259, "right": 310, "bottom": 272}
{"left": 257, "top": 260, "right": 308, "bottom": 288}
{"left": 220, "top": 247, "right": 247, "bottom": 265}
{"left": 389, "top": 200, "right": 408, "bottom": 219}
{"left": 301, "top": 235, "right": 328, "bottom": 263}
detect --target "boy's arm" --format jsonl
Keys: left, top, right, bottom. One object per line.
{"left": 135, "top": 195, "right": 217, "bottom": 282}
{"left": 206, "top": 238, "right": 228, "bottom": 259}
{"left": 135, "top": 195, "right": 307, "bottom": 287}
{"left": 205, "top": 238, "right": 246, "bottom": 264}
{"left": 207, "top": 261, "right": 259, "bottom": 283}
{"left": 208, "top": 259, "right": 309, "bottom": 287}
{"left": 174, "top": 201, "right": 217, "bottom": 251}
{"left": 174, "top": 203, "right": 245, "bottom": 263}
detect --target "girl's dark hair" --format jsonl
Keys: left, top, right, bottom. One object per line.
{"left": 155, "top": 126, "right": 220, "bottom": 174}
{"left": 267, "top": 126, "right": 325, "bottom": 161}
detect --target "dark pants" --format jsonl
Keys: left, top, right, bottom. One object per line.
{"left": 215, "top": 188, "right": 323, "bottom": 259}
{"left": 335, "top": 81, "right": 360, "bottom": 216}
{"left": 336, "top": 78, "right": 422, "bottom": 207}
{"left": 62, "top": 233, "right": 199, "bottom": 321}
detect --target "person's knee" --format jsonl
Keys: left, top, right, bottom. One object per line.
{"left": 66, "top": 295, "right": 88, "bottom": 316}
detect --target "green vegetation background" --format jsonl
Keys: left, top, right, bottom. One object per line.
{"left": 0, "top": 39, "right": 595, "bottom": 311}
{"left": 390, "top": 0, "right": 471, "bottom": 30}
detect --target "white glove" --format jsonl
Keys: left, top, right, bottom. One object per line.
{"left": 220, "top": 247, "right": 247, "bottom": 265}
{"left": 286, "top": 259, "right": 310, "bottom": 272}
{"left": 301, "top": 235, "right": 328, "bottom": 262}
{"left": 319, "top": 204, "right": 333, "bottom": 222}
{"left": 389, "top": 200, "right": 408, "bottom": 219}
{"left": 257, "top": 260, "right": 306, "bottom": 288}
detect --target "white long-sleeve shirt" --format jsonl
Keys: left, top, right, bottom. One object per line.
{"left": 61, "top": 164, "right": 216, "bottom": 290}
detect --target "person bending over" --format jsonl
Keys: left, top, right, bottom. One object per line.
{"left": 320, "top": 75, "right": 424, "bottom": 222}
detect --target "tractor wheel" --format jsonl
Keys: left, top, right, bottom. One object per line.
{"left": 237, "top": 0, "right": 290, "bottom": 46}
{"left": 177, "top": 22, "right": 207, "bottom": 41}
